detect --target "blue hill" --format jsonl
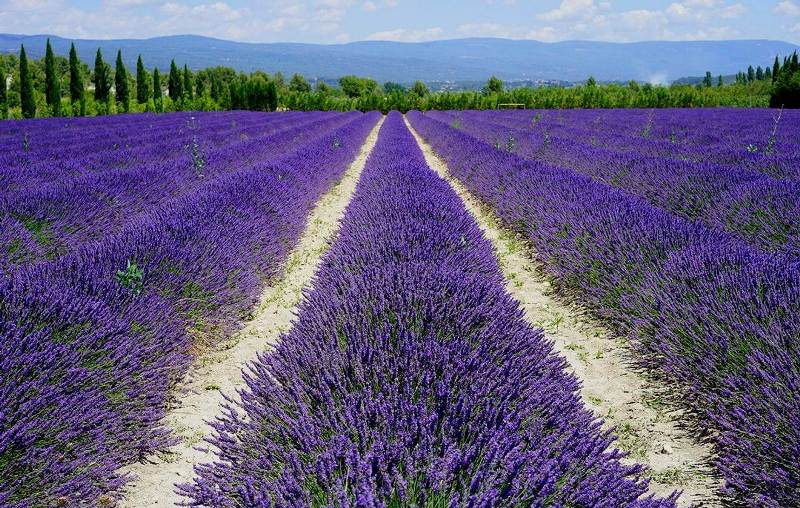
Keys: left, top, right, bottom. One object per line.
{"left": 0, "top": 34, "right": 796, "bottom": 83}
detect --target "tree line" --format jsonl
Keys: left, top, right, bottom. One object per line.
{"left": 0, "top": 40, "right": 793, "bottom": 120}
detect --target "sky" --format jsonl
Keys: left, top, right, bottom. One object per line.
{"left": 1, "top": 0, "right": 800, "bottom": 45}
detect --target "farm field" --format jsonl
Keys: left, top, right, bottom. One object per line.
{"left": 0, "top": 108, "right": 797, "bottom": 507}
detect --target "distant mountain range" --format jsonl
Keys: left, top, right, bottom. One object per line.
{"left": 1, "top": 33, "right": 797, "bottom": 84}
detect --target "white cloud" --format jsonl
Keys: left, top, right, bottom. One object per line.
{"left": 539, "top": 0, "right": 598, "bottom": 21}
{"left": 684, "top": 0, "right": 719, "bottom": 7}
{"left": 366, "top": 27, "right": 443, "bottom": 42}
{"left": 776, "top": 0, "right": 800, "bottom": 16}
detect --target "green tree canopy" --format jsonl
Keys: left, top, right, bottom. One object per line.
{"left": 383, "top": 81, "right": 405, "bottom": 94}
{"left": 339, "top": 75, "right": 379, "bottom": 98}
{"left": 152, "top": 67, "right": 162, "bottom": 112}
{"left": 289, "top": 73, "right": 311, "bottom": 93}
{"left": 69, "top": 43, "right": 85, "bottom": 115}
{"left": 0, "top": 66, "right": 7, "bottom": 119}
{"left": 44, "top": 39, "right": 62, "bottom": 116}
{"left": 183, "top": 64, "right": 193, "bottom": 100}
{"left": 94, "top": 48, "right": 111, "bottom": 106}
{"left": 115, "top": 49, "right": 129, "bottom": 112}
{"left": 168, "top": 60, "right": 182, "bottom": 100}
{"left": 19, "top": 44, "right": 36, "bottom": 118}
{"left": 485, "top": 75, "right": 504, "bottom": 94}
{"left": 136, "top": 55, "right": 149, "bottom": 104}
{"left": 411, "top": 80, "right": 429, "bottom": 96}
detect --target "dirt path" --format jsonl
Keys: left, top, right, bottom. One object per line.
{"left": 119, "top": 117, "right": 384, "bottom": 507}
{"left": 405, "top": 117, "right": 721, "bottom": 507}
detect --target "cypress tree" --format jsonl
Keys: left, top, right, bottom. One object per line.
{"left": 773, "top": 56, "right": 781, "bottom": 82}
{"left": 765, "top": 66, "right": 772, "bottom": 80}
{"left": 717, "top": 75, "right": 723, "bottom": 87}
{"left": 44, "top": 39, "right": 62, "bottom": 116}
{"left": 266, "top": 79, "right": 278, "bottom": 111}
{"left": 183, "top": 64, "right": 193, "bottom": 101}
{"left": 94, "top": 48, "right": 108, "bottom": 105}
{"left": 703, "top": 71, "right": 712, "bottom": 87}
{"left": 195, "top": 73, "right": 205, "bottom": 97}
{"left": 19, "top": 45, "right": 36, "bottom": 118}
{"left": 168, "top": 60, "right": 182, "bottom": 101}
{"left": 792, "top": 51, "right": 799, "bottom": 71}
{"left": 69, "top": 42, "right": 85, "bottom": 116}
{"left": 115, "top": 50, "right": 129, "bottom": 112}
{"left": 0, "top": 67, "right": 7, "bottom": 119}
{"left": 152, "top": 68, "right": 162, "bottom": 112}
{"left": 136, "top": 55, "right": 149, "bottom": 104}
{"left": 747, "top": 65, "right": 755, "bottom": 82}
{"left": 756, "top": 66, "right": 764, "bottom": 81}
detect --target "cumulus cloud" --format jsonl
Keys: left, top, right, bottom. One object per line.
{"left": 776, "top": 0, "right": 800, "bottom": 16}
{"left": 539, "top": 0, "right": 599, "bottom": 21}
{"left": 0, "top": 0, "right": 783, "bottom": 44}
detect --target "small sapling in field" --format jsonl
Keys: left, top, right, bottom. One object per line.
{"left": 116, "top": 259, "right": 145, "bottom": 295}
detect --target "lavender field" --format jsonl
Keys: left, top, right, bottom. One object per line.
{"left": 1, "top": 109, "right": 797, "bottom": 507}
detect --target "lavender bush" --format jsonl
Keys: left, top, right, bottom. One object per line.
{"left": 0, "top": 111, "right": 358, "bottom": 270}
{"left": 182, "top": 112, "right": 677, "bottom": 507}
{"left": 0, "top": 111, "right": 380, "bottom": 506}
{"left": 408, "top": 110, "right": 800, "bottom": 507}
{"left": 430, "top": 110, "right": 800, "bottom": 258}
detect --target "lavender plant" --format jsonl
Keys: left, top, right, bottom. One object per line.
{"left": 408, "top": 109, "right": 800, "bottom": 507}
{"left": 0, "top": 111, "right": 380, "bottom": 506}
{"left": 182, "top": 112, "right": 677, "bottom": 507}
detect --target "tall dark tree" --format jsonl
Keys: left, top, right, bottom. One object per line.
{"left": 765, "top": 66, "right": 772, "bottom": 81}
{"left": 773, "top": 56, "right": 781, "bottom": 82}
{"left": 770, "top": 51, "right": 800, "bottom": 108}
{"left": 717, "top": 75, "right": 723, "bottom": 87}
{"left": 19, "top": 45, "right": 36, "bottom": 118}
{"left": 747, "top": 65, "right": 755, "bottom": 82}
{"left": 756, "top": 66, "right": 764, "bottom": 81}
{"left": 168, "top": 60, "right": 182, "bottom": 100}
{"left": 196, "top": 74, "right": 207, "bottom": 97}
{"left": 210, "top": 75, "right": 222, "bottom": 101}
{"left": 44, "top": 38, "right": 62, "bottom": 116}
{"left": 0, "top": 66, "right": 7, "bottom": 119}
{"left": 183, "top": 64, "right": 193, "bottom": 101}
{"left": 703, "top": 71, "right": 713, "bottom": 87}
{"left": 136, "top": 55, "right": 149, "bottom": 104}
{"left": 94, "top": 48, "right": 110, "bottom": 106}
{"left": 69, "top": 42, "right": 85, "bottom": 116}
{"left": 115, "top": 50, "right": 130, "bottom": 112}
{"left": 266, "top": 79, "right": 278, "bottom": 111}
{"left": 152, "top": 68, "right": 162, "bottom": 112}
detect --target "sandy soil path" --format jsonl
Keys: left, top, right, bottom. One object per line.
{"left": 118, "top": 117, "right": 384, "bottom": 507}
{"left": 405, "top": 116, "right": 722, "bottom": 507}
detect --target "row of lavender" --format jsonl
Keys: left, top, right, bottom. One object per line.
{"left": 407, "top": 110, "right": 799, "bottom": 507}
{"left": 469, "top": 108, "right": 800, "bottom": 177}
{"left": 432, "top": 110, "right": 800, "bottom": 258}
{"left": 0, "top": 111, "right": 326, "bottom": 196}
{"left": 0, "top": 111, "right": 357, "bottom": 270}
{"left": 182, "top": 112, "right": 677, "bottom": 507}
{"left": 0, "top": 111, "right": 380, "bottom": 506}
